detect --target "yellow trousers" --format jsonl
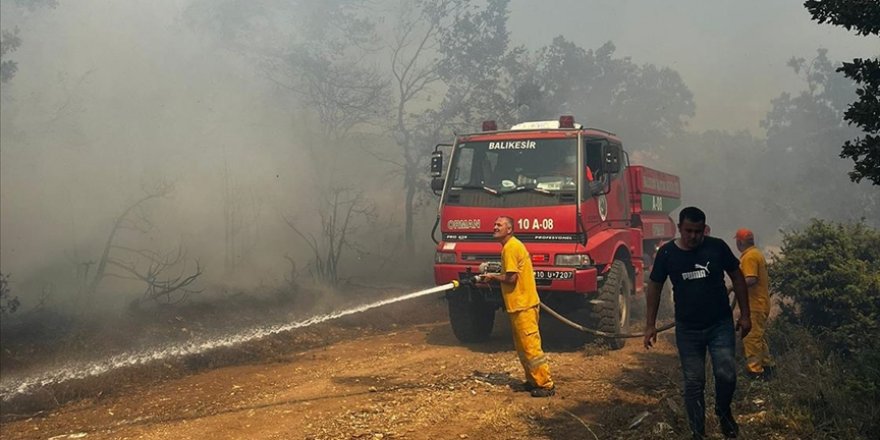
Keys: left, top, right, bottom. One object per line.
{"left": 743, "top": 309, "right": 774, "bottom": 373}
{"left": 509, "top": 306, "right": 553, "bottom": 389}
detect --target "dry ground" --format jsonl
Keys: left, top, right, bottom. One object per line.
{"left": 0, "top": 292, "right": 783, "bottom": 440}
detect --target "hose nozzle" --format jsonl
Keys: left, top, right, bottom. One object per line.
{"left": 479, "top": 261, "right": 502, "bottom": 274}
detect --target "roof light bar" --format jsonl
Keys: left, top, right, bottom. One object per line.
{"left": 559, "top": 115, "right": 576, "bottom": 128}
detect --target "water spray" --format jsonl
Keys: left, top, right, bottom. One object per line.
{"left": 0, "top": 281, "right": 460, "bottom": 401}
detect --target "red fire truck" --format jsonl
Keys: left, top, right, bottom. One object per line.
{"left": 430, "top": 116, "right": 681, "bottom": 348}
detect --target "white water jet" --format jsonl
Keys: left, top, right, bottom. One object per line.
{"left": 0, "top": 282, "right": 458, "bottom": 401}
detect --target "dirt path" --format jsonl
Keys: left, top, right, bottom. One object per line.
{"left": 1, "top": 299, "right": 692, "bottom": 440}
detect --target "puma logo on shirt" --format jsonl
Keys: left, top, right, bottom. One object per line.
{"left": 682, "top": 261, "right": 711, "bottom": 280}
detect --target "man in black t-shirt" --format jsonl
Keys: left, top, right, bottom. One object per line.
{"left": 644, "top": 206, "right": 751, "bottom": 440}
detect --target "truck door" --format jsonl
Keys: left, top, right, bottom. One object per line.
{"left": 603, "top": 142, "right": 630, "bottom": 227}
{"left": 585, "top": 141, "right": 629, "bottom": 227}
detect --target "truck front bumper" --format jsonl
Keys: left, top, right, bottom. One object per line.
{"left": 434, "top": 265, "right": 598, "bottom": 294}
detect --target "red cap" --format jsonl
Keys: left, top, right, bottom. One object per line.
{"left": 734, "top": 228, "right": 754, "bottom": 241}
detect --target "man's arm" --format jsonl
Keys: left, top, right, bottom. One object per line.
{"left": 644, "top": 280, "right": 663, "bottom": 349}
{"left": 729, "top": 268, "right": 752, "bottom": 338}
{"left": 728, "top": 276, "right": 757, "bottom": 291}
{"left": 740, "top": 251, "right": 760, "bottom": 288}
{"left": 484, "top": 272, "right": 518, "bottom": 285}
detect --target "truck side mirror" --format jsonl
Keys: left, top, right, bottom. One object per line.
{"left": 431, "top": 178, "right": 444, "bottom": 193}
{"left": 430, "top": 150, "right": 443, "bottom": 177}
{"left": 603, "top": 147, "right": 621, "bottom": 174}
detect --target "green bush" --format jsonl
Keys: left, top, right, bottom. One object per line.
{"left": 769, "top": 219, "right": 880, "bottom": 353}
{"left": 766, "top": 220, "right": 879, "bottom": 437}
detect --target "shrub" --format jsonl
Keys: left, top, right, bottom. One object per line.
{"left": 766, "top": 320, "right": 880, "bottom": 438}
{"left": 0, "top": 272, "right": 21, "bottom": 315}
{"left": 769, "top": 219, "right": 880, "bottom": 353}
{"left": 766, "top": 220, "right": 879, "bottom": 437}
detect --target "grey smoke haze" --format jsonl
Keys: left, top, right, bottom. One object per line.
{"left": 509, "top": 0, "right": 876, "bottom": 133}
{"left": 0, "top": 0, "right": 341, "bottom": 308}
{"left": 1, "top": 0, "right": 877, "bottom": 309}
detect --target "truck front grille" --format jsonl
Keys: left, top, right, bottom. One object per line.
{"left": 461, "top": 253, "right": 501, "bottom": 262}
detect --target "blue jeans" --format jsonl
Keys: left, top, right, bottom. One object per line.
{"left": 675, "top": 318, "right": 737, "bottom": 435}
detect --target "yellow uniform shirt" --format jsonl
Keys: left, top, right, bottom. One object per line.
{"left": 740, "top": 246, "right": 770, "bottom": 313}
{"left": 501, "top": 236, "right": 540, "bottom": 312}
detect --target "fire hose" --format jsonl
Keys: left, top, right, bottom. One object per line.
{"left": 461, "top": 267, "right": 676, "bottom": 339}
{"left": 538, "top": 301, "right": 675, "bottom": 339}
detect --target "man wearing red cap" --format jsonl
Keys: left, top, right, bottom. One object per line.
{"left": 734, "top": 228, "right": 775, "bottom": 379}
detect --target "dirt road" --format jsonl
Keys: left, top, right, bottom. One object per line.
{"left": 1, "top": 295, "right": 700, "bottom": 440}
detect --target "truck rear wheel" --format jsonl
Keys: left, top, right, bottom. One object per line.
{"left": 589, "top": 259, "right": 632, "bottom": 350}
{"left": 448, "top": 288, "right": 496, "bottom": 343}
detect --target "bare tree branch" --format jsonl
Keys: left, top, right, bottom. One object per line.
{"left": 283, "top": 187, "right": 374, "bottom": 286}
{"left": 87, "top": 181, "right": 174, "bottom": 296}
{"left": 108, "top": 257, "right": 203, "bottom": 305}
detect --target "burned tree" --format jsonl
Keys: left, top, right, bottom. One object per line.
{"left": 284, "top": 187, "right": 375, "bottom": 286}
{"left": 381, "top": 0, "right": 524, "bottom": 256}
{"left": 384, "top": 0, "right": 453, "bottom": 256}
{"left": 267, "top": 49, "right": 390, "bottom": 141}
{"left": 79, "top": 181, "right": 203, "bottom": 305}
{"left": 106, "top": 246, "right": 203, "bottom": 306}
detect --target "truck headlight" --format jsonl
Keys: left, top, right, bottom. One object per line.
{"left": 435, "top": 251, "right": 456, "bottom": 264}
{"left": 554, "top": 254, "right": 593, "bottom": 267}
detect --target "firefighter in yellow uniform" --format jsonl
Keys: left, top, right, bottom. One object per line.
{"left": 482, "top": 216, "right": 555, "bottom": 397}
{"left": 734, "top": 228, "right": 775, "bottom": 379}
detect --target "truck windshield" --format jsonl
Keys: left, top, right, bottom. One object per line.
{"left": 446, "top": 138, "right": 578, "bottom": 207}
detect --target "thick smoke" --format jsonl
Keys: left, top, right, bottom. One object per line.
{"left": 1, "top": 0, "right": 876, "bottom": 312}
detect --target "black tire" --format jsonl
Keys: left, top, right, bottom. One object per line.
{"left": 448, "top": 288, "right": 496, "bottom": 343}
{"left": 589, "top": 259, "right": 632, "bottom": 350}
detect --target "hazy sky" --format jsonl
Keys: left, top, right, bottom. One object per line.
{"left": 509, "top": 0, "right": 878, "bottom": 134}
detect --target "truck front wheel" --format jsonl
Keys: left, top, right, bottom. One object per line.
{"left": 589, "top": 259, "right": 632, "bottom": 350}
{"left": 448, "top": 288, "right": 496, "bottom": 343}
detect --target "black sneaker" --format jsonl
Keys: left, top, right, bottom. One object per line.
{"left": 763, "top": 366, "right": 775, "bottom": 380}
{"left": 717, "top": 411, "right": 739, "bottom": 438}
{"left": 530, "top": 386, "right": 555, "bottom": 397}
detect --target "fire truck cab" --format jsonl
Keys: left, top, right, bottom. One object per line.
{"left": 430, "top": 116, "right": 680, "bottom": 348}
